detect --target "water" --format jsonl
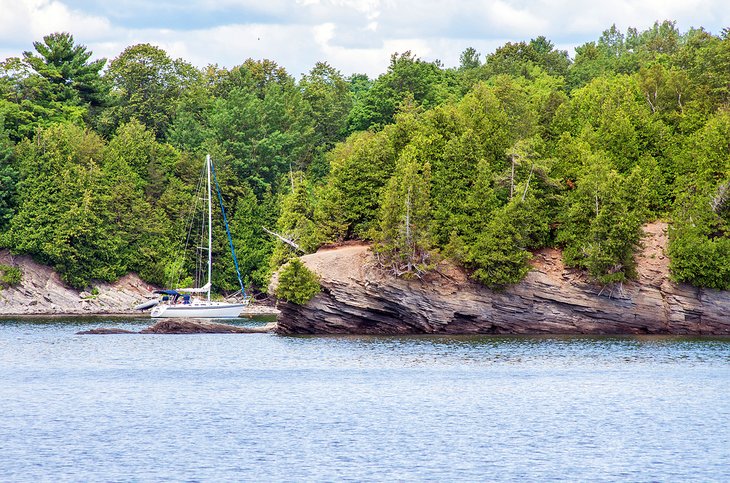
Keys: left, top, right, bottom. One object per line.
{"left": 1, "top": 317, "right": 729, "bottom": 482}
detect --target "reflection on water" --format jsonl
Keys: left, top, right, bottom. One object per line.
{"left": 1, "top": 317, "right": 728, "bottom": 482}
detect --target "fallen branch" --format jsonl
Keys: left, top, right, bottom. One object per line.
{"left": 262, "top": 226, "right": 303, "bottom": 252}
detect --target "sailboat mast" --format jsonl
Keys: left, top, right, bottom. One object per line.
{"left": 206, "top": 154, "right": 212, "bottom": 302}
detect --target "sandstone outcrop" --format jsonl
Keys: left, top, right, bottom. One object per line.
{"left": 273, "top": 222, "right": 730, "bottom": 335}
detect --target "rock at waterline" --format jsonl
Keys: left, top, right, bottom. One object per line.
{"left": 76, "top": 327, "right": 137, "bottom": 335}
{"left": 77, "top": 319, "right": 276, "bottom": 335}
{"left": 141, "top": 319, "right": 272, "bottom": 334}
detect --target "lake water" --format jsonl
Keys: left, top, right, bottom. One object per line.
{"left": 1, "top": 317, "right": 729, "bottom": 482}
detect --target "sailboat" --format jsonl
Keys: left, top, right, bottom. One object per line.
{"left": 143, "top": 154, "right": 249, "bottom": 318}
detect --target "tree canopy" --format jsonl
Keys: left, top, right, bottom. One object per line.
{"left": 0, "top": 22, "right": 728, "bottom": 292}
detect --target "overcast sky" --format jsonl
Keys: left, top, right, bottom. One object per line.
{"left": 1, "top": 0, "right": 728, "bottom": 79}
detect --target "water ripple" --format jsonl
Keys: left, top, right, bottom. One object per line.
{"left": 0, "top": 318, "right": 728, "bottom": 482}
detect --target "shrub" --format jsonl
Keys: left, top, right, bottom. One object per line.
{"left": 0, "top": 263, "right": 22, "bottom": 287}
{"left": 668, "top": 225, "right": 730, "bottom": 290}
{"left": 275, "top": 258, "right": 321, "bottom": 305}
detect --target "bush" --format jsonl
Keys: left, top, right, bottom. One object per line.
{"left": 275, "top": 258, "right": 321, "bottom": 305}
{"left": 668, "top": 225, "right": 730, "bottom": 290}
{"left": 0, "top": 263, "right": 22, "bottom": 287}
{"left": 465, "top": 195, "right": 549, "bottom": 289}
{"left": 668, "top": 183, "right": 730, "bottom": 290}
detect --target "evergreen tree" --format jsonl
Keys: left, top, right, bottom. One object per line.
{"left": 269, "top": 174, "right": 318, "bottom": 272}
{"left": 668, "top": 181, "right": 730, "bottom": 290}
{"left": 7, "top": 124, "right": 125, "bottom": 287}
{"left": 0, "top": 121, "right": 17, "bottom": 233}
{"left": 375, "top": 144, "right": 432, "bottom": 277}
{"left": 315, "top": 129, "right": 396, "bottom": 240}
{"left": 0, "top": 33, "right": 106, "bottom": 137}
{"left": 228, "top": 186, "right": 276, "bottom": 289}
{"left": 557, "top": 156, "right": 648, "bottom": 284}
{"left": 22, "top": 32, "right": 107, "bottom": 108}
{"left": 275, "top": 258, "right": 320, "bottom": 305}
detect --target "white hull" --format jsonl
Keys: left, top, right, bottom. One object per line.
{"left": 151, "top": 302, "right": 246, "bottom": 318}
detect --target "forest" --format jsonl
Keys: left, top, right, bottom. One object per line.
{"left": 0, "top": 20, "right": 728, "bottom": 296}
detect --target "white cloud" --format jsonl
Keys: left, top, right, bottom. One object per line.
{"left": 2, "top": 0, "right": 730, "bottom": 78}
{"left": 0, "top": 0, "right": 111, "bottom": 44}
{"left": 487, "top": 0, "right": 548, "bottom": 35}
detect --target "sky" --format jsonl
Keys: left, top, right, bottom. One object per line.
{"left": 1, "top": 0, "right": 729, "bottom": 79}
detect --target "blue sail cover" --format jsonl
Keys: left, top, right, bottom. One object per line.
{"left": 210, "top": 159, "right": 247, "bottom": 297}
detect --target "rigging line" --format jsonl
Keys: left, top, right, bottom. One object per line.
{"left": 209, "top": 158, "right": 247, "bottom": 297}
{"left": 175, "top": 162, "right": 206, "bottom": 289}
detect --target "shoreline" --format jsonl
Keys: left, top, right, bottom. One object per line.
{"left": 0, "top": 306, "right": 281, "bottom": 319}
{"left": 3, "top": 313, "right": 728, "bottom": 339}
{"left": 1, "top": 249, "right": 281, "bottom": 318}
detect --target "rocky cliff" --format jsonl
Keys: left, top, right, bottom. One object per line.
{"left": 274, "top": 222, "right": 730, "bottom": 335}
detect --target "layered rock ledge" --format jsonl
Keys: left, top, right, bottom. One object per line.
{"left": 274, "top": 222, "right": 729, "bottom": 335}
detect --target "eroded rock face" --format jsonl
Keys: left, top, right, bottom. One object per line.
{"left": 274, "top": 223, "right": 730, "bottom": 335}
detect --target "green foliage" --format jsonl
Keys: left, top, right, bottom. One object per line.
{"left": 226, "top": 186, "right": 276, "bottom": 289}
{"left": 1, "top": 25, "right": 730, "bottom": 295}
{"left": 459, "top": 47, "right": 481, "bottom": 70}
{"left": 101, "top": 121, "right": 176, "bottom": 285}
{"left": 23, "top": 33, "right": 107, "bottom": 107}
{"left": 207, "top": 60, "right": 316, "bottom": 196}
{"left": 484, "top": 37, "right": 570, "bottom": 80}
{"left": 4, "top": 122, "right": 186, "bottom": 288}
{"left": 268, "top": 174, "right": 319, "bottom": 276}
{"left": 0, "top": 263, "right": 21, "bottom": 287}
{"left": 275, "top": 258, "right": 320, "bottom": 305}
{"left": 9, "top": 124, "right": 127, "bottom": 287}
{"left": 374, "top": 143, "right": 433, "bottom": 277}
{"left": 102, "top": 44, "right": 200, "bottom": 139}
{"left": 347, "top": 51, "right": 457, "bottom": 132}
{"left": 300, "top": 62, "right": 352, "bottom": 165}
{"left": 668, "top": 224, "right": 730, "bottom": 290}
{"left": 0, "top": 33, "right": 106, "bottom": 138}
{"left": 668, "top": 181, "right": 730, "bottom": 290}
{"left": 0, "top": 121, "right": 17, "bottom": 232}
{"left": 465, "top": 199, "right": 535, "bottom": 289}
{"left": 315, "top": 130, "right": 396, "bottom": 241}
{"left": 557, "top": 157, "right": 648, "bottom": 284}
